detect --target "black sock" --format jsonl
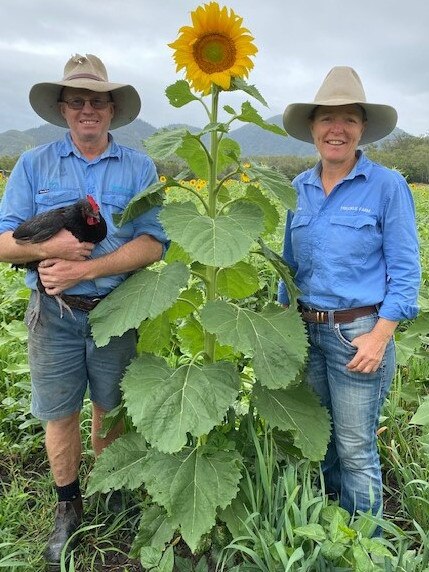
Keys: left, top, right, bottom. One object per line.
{"left": 55, "top": 478, "right": 81, "bottom": 502}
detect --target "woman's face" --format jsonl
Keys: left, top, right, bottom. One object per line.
{"left": 310, "top": 104, "right": 366, "bottom": 166}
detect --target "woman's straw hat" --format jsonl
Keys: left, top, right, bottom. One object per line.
{"left": 283, "top": 66, "right": 397, "bottom": 144}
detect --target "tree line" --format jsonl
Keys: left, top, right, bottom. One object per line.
{"left": 1, "top": 133, "right": 428, "bottom": 183}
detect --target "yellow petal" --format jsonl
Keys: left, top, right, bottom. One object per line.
{"left": 169, "top": 2, "right": 257, "bottom": 94}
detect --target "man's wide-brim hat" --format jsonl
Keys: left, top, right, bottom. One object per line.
{"left": 29, "top": 54, "right": 141, "bottom": 130}
{"left": 283, "top": 66, "right": 398, "bottom": 145}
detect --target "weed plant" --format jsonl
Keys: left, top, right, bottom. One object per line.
{"left": 379, "top": 362, "right": 429, "bottom": 531}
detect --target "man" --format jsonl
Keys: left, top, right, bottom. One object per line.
{"left": 0, "top": 54, "right": 168, "bottom": 566}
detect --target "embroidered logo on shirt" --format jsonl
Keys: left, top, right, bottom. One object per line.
{"left": 340, "top": 206, "right": 371, "bottom": 213}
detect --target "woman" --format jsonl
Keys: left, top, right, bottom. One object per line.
{"left": 279, "top": 66, "right": 420, "bottom": 522}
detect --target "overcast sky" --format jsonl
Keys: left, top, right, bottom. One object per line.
{"left": 1, "top": 0, "right": 428, "bottom": 136}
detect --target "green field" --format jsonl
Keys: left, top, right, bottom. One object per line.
{"left": 0, "top": 177, "right": 428, "bottom": 571}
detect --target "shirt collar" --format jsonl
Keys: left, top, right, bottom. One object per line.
{"left": 59, "top": 131, "right": 121, "bottom": 160}
{"left": 308, "top": 149, "right": 370, "bottom": 185}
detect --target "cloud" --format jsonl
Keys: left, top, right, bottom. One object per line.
{"left": 1, "top": 0, "right": 428, "bottom": 136}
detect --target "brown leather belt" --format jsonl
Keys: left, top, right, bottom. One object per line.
{"left": 60, "top": 293, "right": 107, "bottom": 312}
{"left": 299, "top": 305, "right": 378, "bottom": 324}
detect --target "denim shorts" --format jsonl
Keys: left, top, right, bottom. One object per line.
{"left": 25, "top": 291, "right": 137, "bottom": 421}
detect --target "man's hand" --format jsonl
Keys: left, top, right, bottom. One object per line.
{"left": 38, "top": 258, "right": 87, "bottom": 295}
{"left": 40, "top": 228, "right": 94, "bottom": 261}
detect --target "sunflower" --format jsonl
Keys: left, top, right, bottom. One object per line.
{"left": 169, "top": 2, "right": 257, "bottom": 94}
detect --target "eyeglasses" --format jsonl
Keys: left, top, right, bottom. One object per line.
{"left": 60, "top": 97, "right": 113, "bottom": 110}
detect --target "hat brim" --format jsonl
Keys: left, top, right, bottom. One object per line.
{"left": 283, "top": 101, "right": 398, "bottom": 145}
{"left": 29, "top": 80, "right": 141, "bottom": 130}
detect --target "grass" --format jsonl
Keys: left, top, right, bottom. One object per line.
{"left": 379, "top": 360, "right": 429, "bottom": 531}
{"left": 0, "top": 179, "right": 428, "bottom": 570}
{"left": 0, "top": 431, "right": 144, "bottom": 570}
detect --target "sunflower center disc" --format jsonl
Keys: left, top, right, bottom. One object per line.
{"left": 193, "top": 34, "right": 237, "bottom": 73}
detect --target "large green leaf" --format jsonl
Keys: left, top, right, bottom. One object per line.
{"left": 177, "top": 315, "right": 205, "bottom": 355}
{"left": 159, "top": 201, "right": 263, "bottom": 267}
{"left": 137, "top": 313, "right": 171, "bottom": 353}
{"left": 176, "top": 133, "right": 209, "bottom": 180}
{"left": 144, "top": 128, "right": 187, "bottom": 160}
{"left": 164, "top": 241, "right": 192, "bottom": 265}
{"left": 247, "top": 163, "right": 296, "bottom": 210}
{"left": 201, "top": 301, "right": 308, "bottom": 389}
{"left": 229, "top": 77, "right": 268, "bottom": 107}
{"left": 198, "top": 122, "right": 229, "bottom": 136}
{"left": 86, "top": 432, "right": 148, "bottom": 495}
{"left": 177, "top": 315, "right": 235, "bottom": 360}
{"left": 219, "top": 491, "right": 251, "bottom": 539}
{"left": 236, "top": 101, "right": 286, "bottom": 136}
{"left": 410, "top": 398, "right": 429, "bottom": 426}
{"left": 140, "top": 447, "right": 242, "bottom": 552}
{"left": 89, "top": 262, "right": 190, "bottom": 347}
{"left": 165, "top": 80, "right": 199, "bottom": 108}
{"left": 257, "top": 238, "right": 300, "bottom": 307}
{"left": 217, "top": 138, "right": 241, "bottom": 175}
{"left": 167, "top": 287, "right": 204, "bottom": 320}
{"left": 253, "top": 383, "right": 331, "bottom": 461}
{"left": 122, "top": 353, "right": 240, "bottom": 453}
{"left": 130, "top": 505, "right": 178, "bottom": 557}
{"left": 244, "top": 186, "right": 280, "bottom": 234}
{"left": 113, "top": 182, "right": 166, "bottom": 226}
{"left": 217, "top": 261, "right": 260, "bottom": 299}
{"left": 395, "top": 313, "right": 429, "bottom": 365}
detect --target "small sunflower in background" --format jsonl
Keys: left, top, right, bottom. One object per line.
{"left": 169, "top": 2, "right": 257, "bottom": 94}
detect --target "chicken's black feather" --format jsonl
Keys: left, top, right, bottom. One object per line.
{"left": 13, "top": 197, "right": 107, "bottom": 245}
{"left": 12, "top": 196, "right": 107, "bottom": 327}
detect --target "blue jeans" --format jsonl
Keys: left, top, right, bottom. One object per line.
{"left": 26, "top": 292, "right": 137, "bottom": 421}
{"left": 305, "top": 312, "right": 395, "bottom": 518}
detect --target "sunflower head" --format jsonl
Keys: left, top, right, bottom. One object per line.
{"left": 169, "top": 2, "right": 258, "bottom": 94}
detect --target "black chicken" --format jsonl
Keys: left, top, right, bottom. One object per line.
{"left": 13, "top": 195, "right": 107, "bottom": 328}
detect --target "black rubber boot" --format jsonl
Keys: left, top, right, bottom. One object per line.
{"left": 43, "top": 496, "right": 83, "bottom": 569}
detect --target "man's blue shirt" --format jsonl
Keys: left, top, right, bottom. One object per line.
{"left": 0, "top": 132, "right": 169, "bottom": 296}
{"left": 278, "top": 152, "right": 420, "bottom": 321}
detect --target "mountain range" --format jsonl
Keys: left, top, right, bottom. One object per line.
{"left": 0, "top": 115, "right": 406, "bottom": 159}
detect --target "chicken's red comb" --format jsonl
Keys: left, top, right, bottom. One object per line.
{"left": 86, "top": 195, "right": 99, "bottom": 212}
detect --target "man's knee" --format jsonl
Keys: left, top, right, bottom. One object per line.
{"left": 46, "top": 412, "right": 81, "bottom": 446}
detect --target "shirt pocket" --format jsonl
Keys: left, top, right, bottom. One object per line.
{"left": 102, "top": 191, "right": 135, "bottom": 238}
{"left": 34, "top": 188, "right": 81, "bottom": 214}
{"left": 327, "top": 215, "right": 379, "bottom": 266}
{"left": 290, "top": 214, "right": 312, "bottom": 261}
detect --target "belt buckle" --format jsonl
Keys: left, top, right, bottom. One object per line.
{"left": 316, "top": 310, "right": 325, "bottom": 323}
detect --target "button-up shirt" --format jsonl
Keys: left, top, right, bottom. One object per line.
{"left": 0, "top": 132, "right": 168, "bottom": 296}
{"left": 278, "top": 151, "right": 420, "bottom": 321}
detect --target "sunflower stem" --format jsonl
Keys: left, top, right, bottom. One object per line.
{"left": 215, "top": 167, "right": 241, "bottom": 197}
{"left": 204, "top": 85, "right": 221, "bottom": 365}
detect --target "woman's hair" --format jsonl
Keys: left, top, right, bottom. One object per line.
{"left": 308, "top": 104, "right": 367, "bottom": 122}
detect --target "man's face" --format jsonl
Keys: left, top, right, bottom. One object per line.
{"left": 58, "top": 88, "right": 115, "bottom": 145}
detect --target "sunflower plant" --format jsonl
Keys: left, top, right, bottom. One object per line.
{"left": 87, "top": 1, "right": 330, "bottom": 561}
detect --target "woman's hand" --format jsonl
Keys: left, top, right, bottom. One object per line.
{"left": 346, "top": 318, "right": 398, "bottom": 373}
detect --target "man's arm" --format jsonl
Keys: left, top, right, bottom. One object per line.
{"left": 38, "top": 234, "right": 163, "bottom": 295}
{"left": 0, "top": 229, "right": 94, "bottom": 264}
